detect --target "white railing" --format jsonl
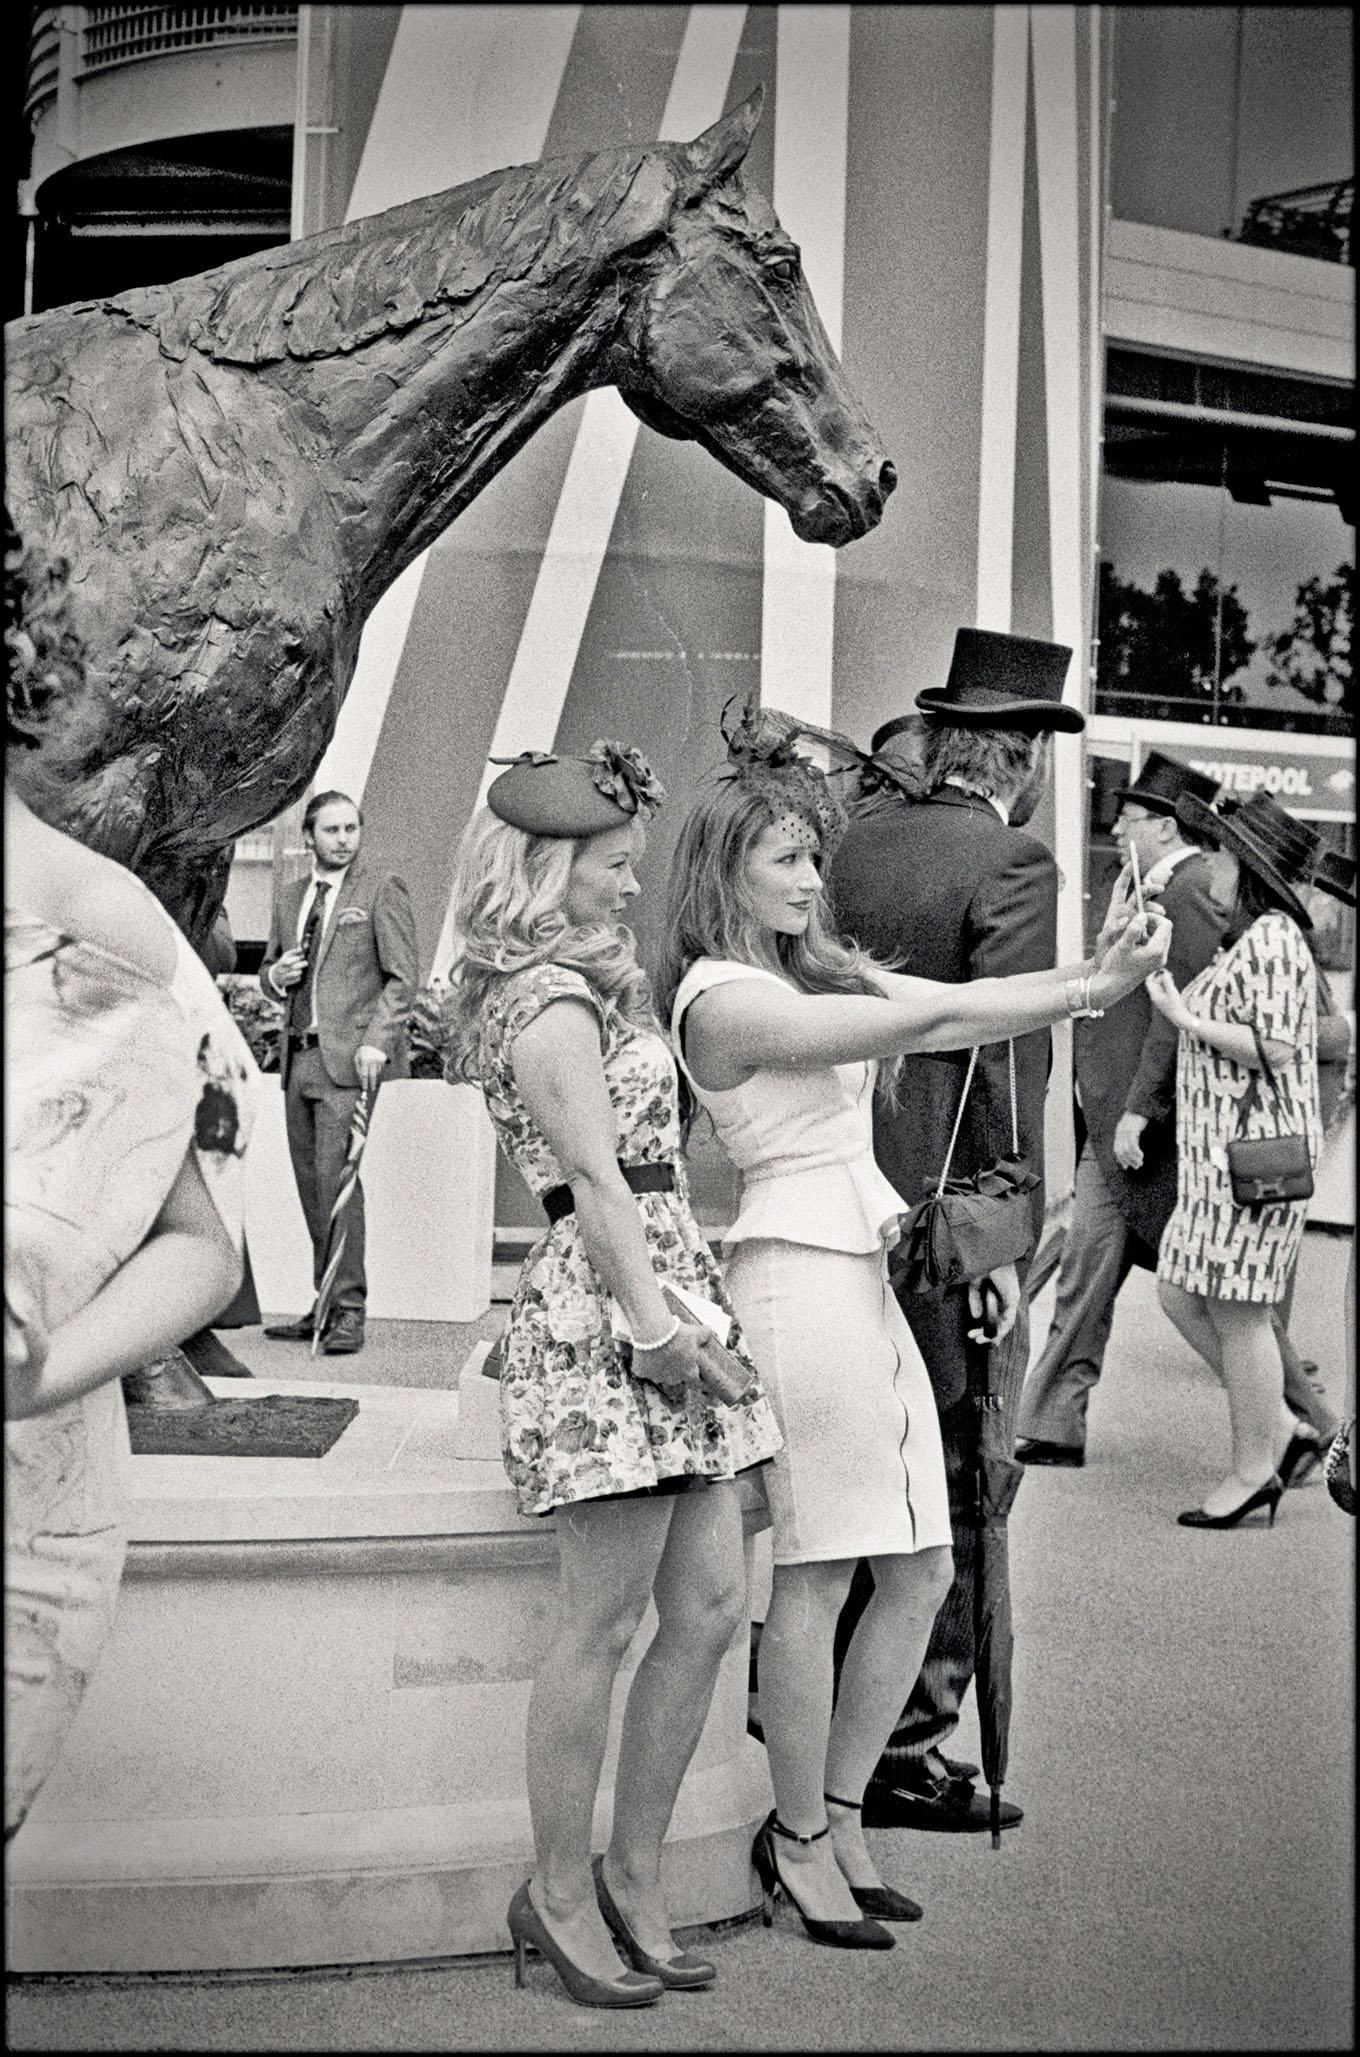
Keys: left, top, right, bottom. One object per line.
{"left": 81, "top": 4, "right": 297, "bottom": 75}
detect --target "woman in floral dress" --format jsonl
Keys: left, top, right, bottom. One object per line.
{"left": 1148, "top": 790, "right": 1326, "bottom": 1530}
{"left": 442, "top": 741, "right": 781, "bottom": 2009}
{"left": 5, "top": 527, "right": 257, "bottom": 1840}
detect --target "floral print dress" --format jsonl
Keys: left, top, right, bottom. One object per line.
{"left": 5, "top": 907, "right": 257, "bottom": 1838}
{"left": 1158, "top": 911, "right": 1320, "bottom": 1303}
{"left": 472, "top": 963, "right": 783, "bottom": 1517}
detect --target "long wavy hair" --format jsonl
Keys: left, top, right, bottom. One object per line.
{"left": 656, "top": 770, "right": 901, "bottom": 1117}
{"left": 441, "top": 806, "right": 654, "bottom": 1083}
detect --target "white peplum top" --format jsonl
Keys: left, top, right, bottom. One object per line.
{"left": 670, "top": 958, "right": 908, "bottom": 1256}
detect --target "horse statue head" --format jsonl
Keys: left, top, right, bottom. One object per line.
{"left": 600, "top": 88, "right": 896, "bottom": 545}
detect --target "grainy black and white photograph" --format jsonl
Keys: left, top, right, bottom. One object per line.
{"left": 4, "top": 5, "right": 1354, "bottom": 2050}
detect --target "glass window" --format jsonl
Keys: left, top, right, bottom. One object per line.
{"left": 1097, "top": 355, "right": 1354, "bottom": 736}
{"left": 1110, "top": 7, "right": 1353, "bottom": 253}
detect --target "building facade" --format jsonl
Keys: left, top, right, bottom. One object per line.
{"left": 16, "top": 4, "right": 1355, "bottom": 1231}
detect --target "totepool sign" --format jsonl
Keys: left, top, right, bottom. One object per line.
{"left": 1178, "top": 748, "right": 1355, "bottom": 818}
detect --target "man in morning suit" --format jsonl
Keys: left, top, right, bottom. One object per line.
{"left": 1014, "top": 752, "right": 1226, "bottom": 1465}
{"left": 260, "top": 791, "right": 417, "bottom": 1354}
{"left": 827, "top": 626, "right": 1083, "bottom": 1834}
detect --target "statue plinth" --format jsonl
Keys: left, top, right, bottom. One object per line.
{"left": 7, "top": 1355, "right": 773, "bottom": 1973}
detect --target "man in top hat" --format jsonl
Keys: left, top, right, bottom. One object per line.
{"left": 826, "top": 625, "right": 1082, "bottom": 1833}
{"left": 1014, "top": 751, "right": 1227, "bottom": 1466}
{"left": 260, "top": 790, "right": 417, "bottom": 1354}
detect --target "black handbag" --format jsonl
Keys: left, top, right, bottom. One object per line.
{"left": 892, "top": 1042, "right": 1039, "bottom": 1293}
{"left": 1225, "top": 1030, "right": 1314, "bottom": 1209}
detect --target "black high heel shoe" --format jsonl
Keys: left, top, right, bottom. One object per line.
{"left": 750, "top": 1811, "right": 894, "bottom": 1949}
{"left": 505, "top": 1881, "right": 663, "bottom": 2007}
{"left": 823, "top": 1794, "right": 923, "bottom": 1922}
{"left": 592, "top": 1855, "right": 716, "bottom": 1989}
{"left": 1177, "top": 1474, "right": 1284, "bottom": 1529}
{"left": 1277, "top": 1426, "right": 1325, "bottom": 1490}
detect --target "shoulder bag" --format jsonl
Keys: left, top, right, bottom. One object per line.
{"left": 1225, "top": 1028, "right": 1314, "bottom": 1208}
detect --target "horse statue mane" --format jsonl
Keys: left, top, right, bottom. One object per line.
{"left": 6, "top": 89, "right": 895, "bottom": 942}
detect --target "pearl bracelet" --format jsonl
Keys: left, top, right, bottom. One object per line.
{"left": 631, "top": 1315, "right": 682, "bottom": 1354}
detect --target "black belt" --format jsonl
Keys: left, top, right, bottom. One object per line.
{"left": 289, "top": 1032, "right": 321, "bottom": 1052}
{"left": 542, "top": 1160, "right": 676, "bottom": 1225}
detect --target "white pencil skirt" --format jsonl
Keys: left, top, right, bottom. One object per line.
{"left": 723, "top": 1239, "right": 951, "bottom": 1566}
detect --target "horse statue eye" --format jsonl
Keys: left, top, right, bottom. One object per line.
{"left": 768, "top": 259, "right": 798, "bottom": 283}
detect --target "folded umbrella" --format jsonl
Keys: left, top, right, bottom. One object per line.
{"left": 311, "top": 1088, "right": 372, "bottom": 1356}
{"left": 971, "top": 1384, "right": 1025, "bottom": 1847}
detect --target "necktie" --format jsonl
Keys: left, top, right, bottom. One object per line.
{"left": 294, "top": 879, "right": 331, "bottom": 1028}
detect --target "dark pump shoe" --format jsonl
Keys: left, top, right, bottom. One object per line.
{"left": 263, "top": 1313, "right": 321, "bottom": 1342}
{"left": 862, "top": 1752, "right": 1023, "bottom": 1834}
{"left": 1014, "top": 1438, "right": 1084, "bottom": 1468}
{"left": 322, "top": 1312, "right": 365, "bottom": 1355}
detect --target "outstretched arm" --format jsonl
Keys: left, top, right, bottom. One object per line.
{"left": 684, "top": 915, "right": 1170, "bottom": 1091}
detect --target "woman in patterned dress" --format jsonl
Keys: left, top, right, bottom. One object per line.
{"left": 442, "top": 742, "right": 782, "bottom": 2008}
{"left": 5, "top": 527, "right": 257, "bottom": 1840}
{"left": 659, "top": 710, "right": 1171, "bottom": 1947}
{"left": 1147, "top": 790, "right": 1327, "bottom": 1530}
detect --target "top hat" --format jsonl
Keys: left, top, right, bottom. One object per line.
{"left": 1174, "top": 790, "right": 1322, "bottom": 930}
{"left": 914, "top": 627, "right": 1083, "bottom": 734}
{"left": 1310, "top": 845, "right": 1357, "bottom": 908}
{"left": 1112, "top": 749, "right": 1222, "bottom": 821}
{"left": 486, "top": 741, "right": 663, "bottom": 838}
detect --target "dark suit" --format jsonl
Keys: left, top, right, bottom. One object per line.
{"left": 1015, "top": 848, "right": 1225, "bottom": 1452}
{"left": 261, "top": 857, "right": 417, "bottom": 1314}
{"left": 827, "top": 785, "right": 1058, "bottom": 1765}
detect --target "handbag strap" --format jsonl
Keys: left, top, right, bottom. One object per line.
{"left": 1007, "top": 1039, "right": 1018, "bottom": 1155}
{"left": 1236, "top": 1028, "right": 1299, "bottom": 1139}
{"left": 936, "top": 1047, "right": 980, "bottom": 1196}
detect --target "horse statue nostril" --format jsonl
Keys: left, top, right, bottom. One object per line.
{"left": 879, "top": 460, "right": 898, "bottom": 498}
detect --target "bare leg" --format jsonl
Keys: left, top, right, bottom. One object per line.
{"left": 1199, "top": 1299, "right": 1288, "bottom": 1512}
{"left": 525, "top": 1495, "right": 673, "bottom": 1981}
{"left": 757, "top": 1557, "right": 865, "bottom": 1923}
{"left": 823, "top": 1545, "right": 953, "bottom": 1889}
{"left": 604, "top": 1482, "right": 747, "bottom": 1961}
{"left": 1159, "top": 1282, "right": 1294, "bottom": 1484}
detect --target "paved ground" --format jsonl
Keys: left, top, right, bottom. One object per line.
{"left": 6, "top": 1228, "right": 1354, "bottom": 2052}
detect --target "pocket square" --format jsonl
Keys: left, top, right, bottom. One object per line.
{"left": 336, "top": 907, "right": 369, "bottom": 925}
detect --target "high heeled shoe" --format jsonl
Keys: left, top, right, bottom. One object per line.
{"left": 823, "top": 1794, "right": 923, "bottom": 1922}
{"left": 1177, "top": 1474, "right": 1284, "bottom": 1529}
{"left": 505, "top": 1881, "right": 664, "bottom": 2007}
{"left": 750, "top": 1811, "right": 894, "bottom": 1949}
{"left": 591, "top": 1855, "right": 716, "bottom": 1989}
{"left": 1277, "top": 1426, "right": 1325, "bottom": 1490}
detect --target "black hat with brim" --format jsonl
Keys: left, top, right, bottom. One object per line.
{"left": 915, "top": 626, "right": 1084, "bottom": 733}
{"left": 1113, "top": 749, "right": 1222, "bottom": 820}
{"left": 486, "top": 743, "right": 663, "bottom": 838}
{"left": 1174, "top": 790, "right": 1319, "bottom": 930}
{"left": 1310, "top": 846, "right": 1357, "bottom": 908}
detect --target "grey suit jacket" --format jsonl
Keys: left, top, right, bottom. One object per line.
{"left": 261, "top": 857, "right": 418, "bottom": 1089}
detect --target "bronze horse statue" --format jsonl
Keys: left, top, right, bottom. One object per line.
{"left": 6, "top": 88, "right": 895, "bottom": 942}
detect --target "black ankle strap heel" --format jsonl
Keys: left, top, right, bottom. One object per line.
{"left": 821, "top": 1794, "right": 925, "bottom": 1925}
{"left": 750, "top": 1810, "right": 894, "bottom": 1950}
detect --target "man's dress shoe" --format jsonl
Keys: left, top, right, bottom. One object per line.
{"left": 1014, "top": 1438, "right": 1084, "bottom": 1468}
{"left": 322, "top": 1313, "right": 365, "bottom": 1355}
{"left": 263, "top": 1314, "right": 320, "bottom": 1342}
{"left": 863, "top": 1752, "right": 1023, "bottom": 1833}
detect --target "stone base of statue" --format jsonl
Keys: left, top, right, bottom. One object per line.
{"left": 4, "top": 1350, "right": 772, "bottom": 1973}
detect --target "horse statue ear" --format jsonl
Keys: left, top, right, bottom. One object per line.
{"left": 680, "top": 85, "right": 765, "bottom": 186}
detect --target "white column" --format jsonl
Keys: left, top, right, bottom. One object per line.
{"left": 975, "top": 5, "right": 1031, "bottom": 634}
{"left": 759, "top": 4, "right": 851, "bottom": 725}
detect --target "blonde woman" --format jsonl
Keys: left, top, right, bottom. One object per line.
{"left": 442, "top": 743, "right": 782, "bottom": 2008}
{"left": 658, "top": 715, "right": 1169, "bottom": 1945}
